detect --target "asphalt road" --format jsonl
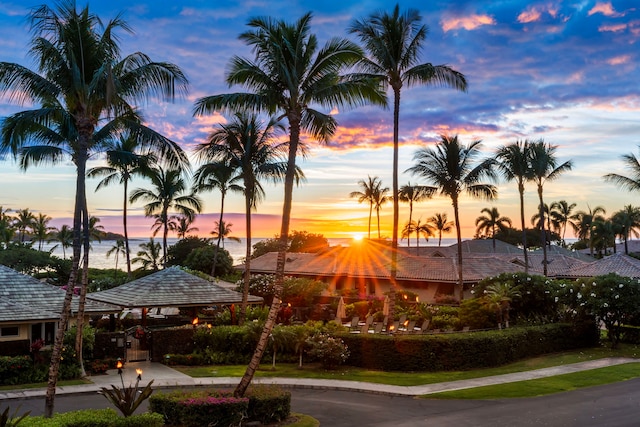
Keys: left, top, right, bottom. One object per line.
{"left": 7, "top": 378, "right": 640, "bottom": 426}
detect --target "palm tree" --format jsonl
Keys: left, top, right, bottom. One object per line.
{"left": 591, "top": 218, "right": 616, "bottom": 256}
{"left": 130, "top": 167, "right": 202, "bottom": 264}
{"left": 484, "top": 282, "right": 521, "bottom": 329}
{"left": 550, "top": 200, "right": 577, "bottom": 247}
{"left": 106, "top": 239, "right": 126, "bottom": 276}
{"left": 413, "top": 219, "right": 434, "bottom": 250}
{"left": 0, "top": 3, "right": 187, "bottom": 414}
{"left": 604, "top": 146, "right": 640, "bottom": 194}
{"left": 193, "top": 162, "right": 243, "bottom": 275}
{"left": 611, "top": 205, "right": 640, "bottom": 255}
{"left": 372, "top": 182, "right": 390, "bottom": 239}
{"left": 350, "top": 176, "right": 383, "bottom": 240}
{"left": 398, "top": 183, "right": 436, "bottom": 246}
{"left": 195, "top": 112, "right": 291, "bottom": 323}
{"left": 531, "top": 203, "right": 553, "bottom": 246}
{"left": 52, "top": 225, "right": 73, "bottom": 259}
{"left": 427, "top": 212, "right": 453, "bottom": 247}
{"left": 13, "top": 208, "right": 35, "bottom": 243}
{"left": 193, "top": 13, "right": 384, "bottom": 397}
{"left": 572, "top": 205, "right": 607, "bottom": 257}
{"left": 132, "top": 238, "right": 162, "bottom": 272}
{"left": 0, "top": 207, "right": 15, "bottom": 248}
{"left": 210, "top": 220, "right": 241, "bottom": 248}
{"left": 31, "top": 213, "right": 54, "bottom": 251}
{"left": 495, "top": 140, "right": 532, "bottom": 272}
{"left": 407, "top": 135, "right": 497, "bottom": 300}
{"left": 88, "top": 133, "right": 182, "bottom": 277}
{"left": 174, "top": 216, "right": 198, "bottom": 239}
{"left": 350, "top": 4, "right": 466, "bottom": 319}
{"left": 475, "top": 207, "right": 512, "bottom": 251}
{"left": 528, "top": 140, "right": 573, "bottom": 275}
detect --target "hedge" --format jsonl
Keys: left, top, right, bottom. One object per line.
{"left": 19, "top": 409, "right": 163, "bottom": 427}
{"left": 619, "top": 325, "right": 640, "bottom": 344}
{"left": 340, "top": 322, "right": 599, "bottom": 371}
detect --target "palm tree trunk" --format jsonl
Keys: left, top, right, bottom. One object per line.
{"left": 162, "top": 210, "right": 169, "bottom": 266}
{"left": 453, "top": 196, "right": 464, "bottom": 301}
{"left": 368, "top": 203, "right": 372, "bottom": 239}
{"left": 518, "top": 181, "right": 529, "bottom": 273}
{"left": 44, "top": 137, "right": 88, "bottom": 417}
{"left": 123, "top": 179, "right": 132, "bottom": 278}
{"left": 387, "top": 86, "right": 401, "bottom": 330}
{"left": 538, "top": 186, "right": 548, "bottom": 276}
{"left": 376, "top": 207, "right": 381, "bottom": 239}
{"left": 211, "top": 192, "right": 226, "bottom": 276}
{"left": 239, "top": 190, "right": 252, "bottom": 325}
{"left": 74, "top": 199, "right": 90, "bottom": 377}
{"left": 407, "top": 201, "right": 413, "bottom": 248}
{"left": 234, "top": 114, "right": 300, "bottom": 398}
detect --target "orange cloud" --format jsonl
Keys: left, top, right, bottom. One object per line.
{"left": 607, "top": 55, "right": 631, "bottom": 65}
{"left": 518, "top": 9, "right": 542, "bottom": 23}
{"left": 441, "top": 14, "right": 495, "bottom": 32}
{"left": 599, "top": 23, "right": 628, "bottom": 32}
{"left": 588, "top": 2, "right": 623, "bottom": 17}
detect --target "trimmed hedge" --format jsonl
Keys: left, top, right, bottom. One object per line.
{"left": 620, "top": 325, "right": 640, "bottom": 344}
{"left": 149, "top": 385, "right": 291, "bottom": 426}
{"left": 340, "top": 322, "right": 599, "bottom": 371}
{"left": 20, "top": 409, "right": 163, "bottom": 427}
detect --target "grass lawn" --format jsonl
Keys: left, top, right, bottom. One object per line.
{"left": 174, "top": 343, "right": 640, "bottom": 387}
{"left": 424, "top": 363, "right": 640, "bottom": 399}
{"left": 0, "top": 378, "right": 90, "bottom": 391}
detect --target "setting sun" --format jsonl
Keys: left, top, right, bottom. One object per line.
{"left": 351, "top": 232, "right": 365, "bottom": 242}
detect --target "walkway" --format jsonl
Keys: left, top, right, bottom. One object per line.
{"left": 1, "top": 357, "right": 636, "bottom": 400}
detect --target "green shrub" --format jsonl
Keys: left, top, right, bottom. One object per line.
{"left": 20, "top": 409, "right": 163, "bottom": 427}
{"left": 178, "top": 396, "right": 248, "bottom": 427}
{"left": 305, "top": 333, "right": 349, "bottom": 369}
{"left": 0, "top": 356, "right": 33, "bottom": 386}
{"left": 245, "top": 385, "right": 291, "bottom": 424}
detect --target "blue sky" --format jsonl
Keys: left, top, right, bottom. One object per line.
{"left": 0, "top": 0, "right": 639, "bottom": 239}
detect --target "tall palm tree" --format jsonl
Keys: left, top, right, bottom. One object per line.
{"left": 132, "top": 238, "right": 162, "bottom": 272}
{"left": 88, "top": 132, "right": 183, "bottom": 277}
{"left": 528, "top": 140, "right": 573, "bottom": 275}
{"left": 174, "top": 216, "right": 198, "bottom": 239}
{"left": 591, "top": 218, "right": 616, "bottom": 256}
{"left": 611, "top": 205, "right": 640, "bottom": 255}
{"left": 350, "top": 176, "right": 383, "bottom": 239}
{"left": 106, "top": 239, "right": 126, "bottom": 275}
{"left": 193, "top": 162, "right": 243, "bottom": 275}
{"left": 0, "top": 207, "right": 15, "bottom": 248}
{"left": 475, "top": 207, "right": 512, "bottom": 251}
{"left": 572, "top": 205, "right": 607, "bottom": 257}
{"left": 130, "top": 167, "right": 202, "bottom": 264}
{"left": 550, "top": 200, "right": 577, "bottom": 247}
{"left": 193, "top": 14, "right": 383, "bottom": 397}
{"left": 52, "top": 225, "right": 73, "bottom": 259}
{"left": 372, "top": 182, "right": 390, "bottom": 239}
{"left": 407, "top": 135, "right": 497, "bottom": 300}
{"left": 195, "top": 112, "right": 291, "bottom": 323}
{"left": 31, "top": 213, "right": 54, "bottom": 251}
{"left": 427, "top": 212, "right": 453, "bottom": 247}
{"left": 398, "top": 183, "right": 436, "bottom": 246}
{"left": 495, "top": 140, "right": 532, "bottom": 272}
{"left": 531, "top": 203, "right": 554, "bottom": 246}
{"left": 413, "top": 218, "right": 434, "bottom": 250}
{"left": 0, "top": 3, "right": 187, "bottom": 415}
{"left": 13, "top": 208, "right": 35, "bottom": 243}
{"left": 604, "top": 146, "right": 640, "bottom": 194}
{"left": 350, "top": 4, "right": 466, "bottom": 317}
{"left": 210, "top": 220, "right": 242, "bottom": 247}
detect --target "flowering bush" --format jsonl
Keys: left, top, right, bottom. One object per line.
{"left": 305, "top": 333, "right": 349, "bottom": 369}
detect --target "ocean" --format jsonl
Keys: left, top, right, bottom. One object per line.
{"left": 39, "top": 236, "right": 461, "bottom": 270}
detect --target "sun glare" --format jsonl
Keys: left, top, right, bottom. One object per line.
{"left": 351, "top": 232, "right": 364, "bottom": 242}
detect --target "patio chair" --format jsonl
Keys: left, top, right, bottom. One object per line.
{"left": 389, "top": 321, "right": 400, "bottom": 333}
{"left": 405, "top": 320, "right": 416, "bottom": 333}
{"left": 365, "top": 315, "right": 374, "bottom": 327}
{"left": 398, "top": 314, "right": 407, "bottom": 325}
{"left": 360, "top": 324, "right": 369, "bottom": 334}
{"left": 373, "top": 322, "right": 384, "bottom": 334}
{"left": 349, "top": 316, "right": 359, "bottom": 330}
{"left": 418, "top": 319, "right": 430, "bottom": 333}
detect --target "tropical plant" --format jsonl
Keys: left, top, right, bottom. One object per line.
{"left": 0, "top": 405, "right": 30, "bottom": 427}
{"left": 398, "top": 183, "right": 435, "bottom": 246}
{"left": 106, "top": 239, "right": 126, "bottom": 275}
{"left": 98, "top": 364, "right": 154, "bottom": 417}
{"left": 31, "top": 213, "right": 54, "bottom": 251}
{"left": 603, "top": 146, "right": 640, "bottom": 196}
{"left": 402, "top": 218, "right": 434, "bottom": 250}
{"left": 51, "top": 225, "right": 73, "bottom": 259}
{"left": 192, "top": 12, "right": 384, "bottom": 397}
{"left": 591, "top": 218, "right": 616, "bottom": 256}
{"left": 483, "top": 282, "right": 522, "bottom": 329}
{"left": 0, "top": 3, "right": 187, "bottom": 415}
{"left": 13, "top": 209, "right": 35, "bottom": 243}
{"left": 611, "top": 205, "right": 640, "bottom": 255}
{"left": 571, "top": 205, "right": 607, "bottom": 257}
{"left": 495, "top": 140, "right": 533, "bottom": 271}
{"left": 210, "top": 220, "right": 241, "bottom": 247}
{"left": 371, "top": 181, "right": 390, "bottom": 239}
{"left": 475, "top": 207, "right": 512, "bottom": 251}
{"left": 427, "top": 212, "right": 453, "bottom": 247}
{"left": 528, "top": 140, "right": 573, "bottom": 275}
{"left": 550, "top": 200, "right": 577, "bottom": 247}
{"left": 350, "top": 176, "right": 383, "bottom": 240}
{"left": 194, "top": 112, "right": 291, "bottom": 323}
{"left": 132, "top": 238, "right": 162, "bottom": 272}
{"left": 407, "top": 134, "right": 497, "bottom": 300}
{"left": 130, "top": 167, "right": 202, "bottom": 264}
{"left": 350, "top": 3, "right": 466, "bottom": 323}
{"left": 174, "top": 216, "right": 198, "bottom": 239}
{"left": 193, "top": 162, "right": 243, "bottom": 275}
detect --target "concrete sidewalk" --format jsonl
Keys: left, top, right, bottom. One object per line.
{"left": 1, "top": 357, "right": 637, "bottom": 400}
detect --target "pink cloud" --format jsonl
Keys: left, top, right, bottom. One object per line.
{"left": 518, "top": 9, "right": 542, "bottom": 23}
{"left": 588, "top": 2, "right": 624, "bottom": 17}
{"left": 599, "top": 23, "right": 628, "bottom": 32}
{"left": 441, "top": 14, "right": 495, "bottom": 32}
{"left": 607, "top": 55, "right": 631, "bottom": 65}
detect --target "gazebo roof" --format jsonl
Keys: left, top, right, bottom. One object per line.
{"left": 0, "top": 264, "right": 118, "bottom": 324}
{"left": 86, "top": 266, "right": 262, "bottom": 308}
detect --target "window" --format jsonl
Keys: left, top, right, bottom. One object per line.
{"left": 0, "top": 326, "right": 20, "bottom": 337}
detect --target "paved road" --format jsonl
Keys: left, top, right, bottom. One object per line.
{"left": 8, "top": 378, "right": 640, "bottom": 426}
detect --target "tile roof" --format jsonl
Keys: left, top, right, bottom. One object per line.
{"left": 567, "top": 253, "right": 640, "bottom": 279}
{"left": 87, "top": 266, "right": 263, "bottom": 308}
{"left": 0, "top": 264, "right": 118, "bottom": 324}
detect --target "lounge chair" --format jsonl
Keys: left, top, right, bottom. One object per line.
{"left": 360, "top": 324, "right": 369, "bottom": 334}
{"left": 365, "top": 315, "right": 374, "bottom": 327}
{"left": 373, "top": 322, "right": 384, "bottom": 334}
{"left": 398, "top": 314, "right": 407, "bottom": 325}
{"left": 418, "top": 319, "right": 430, "bottom": 333}
{"left": 389, "top": 321, "right": 400, "bottom": 333}
{"left": 348, "top": 316, "right": 359, "bottom": 330}
{"left": 405, "top": 320, "right": 416, "bottom": 333}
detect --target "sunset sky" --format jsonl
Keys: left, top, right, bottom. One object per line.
{"left": 0, "top": 0, "right": 639, "bottom": 241}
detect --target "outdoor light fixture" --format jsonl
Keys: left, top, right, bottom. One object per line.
{"left": 136, "top": 368, "right": 142, "bottom": 381}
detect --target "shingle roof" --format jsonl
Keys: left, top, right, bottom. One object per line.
{"left": 87, "top": 266, "right": 263, "bottom": 308}
{"left": 0, "top": 264, "right": 118, "bottom": 323}
{"left": 567, "top": 253, "right": 640, "bottom": 278}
